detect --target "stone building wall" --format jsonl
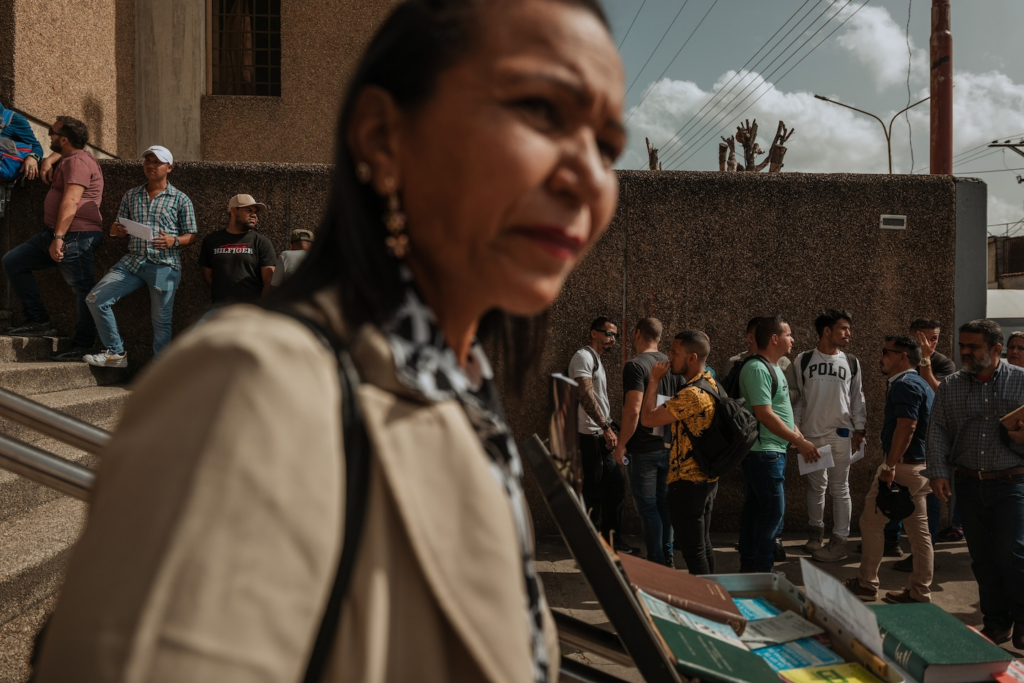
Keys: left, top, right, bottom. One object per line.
{"left": 0, "top": 165, "right": 981, "bottom": 534}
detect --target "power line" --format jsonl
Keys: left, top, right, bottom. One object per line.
{"left": 634, "top": 0, "right": 818, "bottom": 166}
{"left": 617, "top": 0, "right": 647, "bottom": 51}
{"left": 622, "top": 1, "right": 690, "bottom": 100}
{"left": 955, "top": 167, "right": 1024, "bottom": 174}
{"left": 650, "top": 0, "right": 828, "bottom": 168}
{"left": 667, "top": 0, "right": 867, "bottom": 170}
{"left": 624, "top": 0, "right": 723, "bottom": 128}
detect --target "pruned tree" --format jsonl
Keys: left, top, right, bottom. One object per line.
{"left": 645, "top": 137, "right": 662, "bottom": 171}
{"left": 717, "top": 119, "right": 795, "bottom": 173}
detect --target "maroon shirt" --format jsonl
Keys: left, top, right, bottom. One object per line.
{"left": 43, "top": 150, "right": 104, "bottom": 232}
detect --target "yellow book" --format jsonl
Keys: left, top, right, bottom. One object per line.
{"left": 779, "top": 663, "right": 883, "bottom": 683}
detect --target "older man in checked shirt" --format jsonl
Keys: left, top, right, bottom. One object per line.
{"left": 82, "top": 146, "right": 197, "bottom": 367}
{"left": 926, "top": 319, "right": 1024, "bottom": 647}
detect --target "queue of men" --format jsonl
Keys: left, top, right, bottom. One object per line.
{"left": 573, "top": 311, "right": 1024, "bottom": 629}
{"left": 0, "top": 116, "right": 314, "bottom": 364}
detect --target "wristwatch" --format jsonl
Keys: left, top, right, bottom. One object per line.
{"left": 172, "top": 235, "right": 180, "bottom": 248}
{"left": 919, "top": 357, "right": 932, "bottom": 367}
{"left": 879, "top": 462, "right": 894, "bottom": 472}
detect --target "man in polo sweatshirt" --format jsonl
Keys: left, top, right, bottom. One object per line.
{"left": 787, "top": 310, "right": 867, "bottom": 562}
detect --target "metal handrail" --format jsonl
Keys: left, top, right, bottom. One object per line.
{"left": 0, "top": 386, "right": 110, "bottom": 453}
{"left": 0, "top": 386, "right": 105, "bottom": 499}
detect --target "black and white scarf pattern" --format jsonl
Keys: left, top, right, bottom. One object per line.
{"left": 383, "top": 282, "right": 550, "bottom": 683}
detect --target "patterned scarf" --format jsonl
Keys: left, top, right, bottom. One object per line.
{"left": 382, "top": 281, "right": 549, "bottom": 683}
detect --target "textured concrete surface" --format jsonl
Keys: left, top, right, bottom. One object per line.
{"left": 201, "top": 0, "right": 398, "bottom": 163}
{"left": 512, "top": 170, "right": 960, "bottom": 536}
{"left": 0, "top": 337, "right": 71, "bottom": 363}
{"left": 0, "top": 362, "right": 124, "bottom": 396}
{"left": 0, "top": 433, "right": 102, "bottom": 524}
{"left": 540, "top": 531, "right": 1023, "bottom": 681}
{"left": 0, "top": 386, "right": 128, "bottom": 445}
{"left": 0, "top": 592, "right": 56, "bottom": 683}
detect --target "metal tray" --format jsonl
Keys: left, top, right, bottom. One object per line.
{"left": 706, "top": 573, "right": 905, "bottom": 683}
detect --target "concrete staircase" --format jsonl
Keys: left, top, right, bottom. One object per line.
{"left": 0, "top": 335, "right": 129, "bottom": 682}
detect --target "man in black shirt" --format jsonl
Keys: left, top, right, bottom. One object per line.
{"left": 612, "top": 318, "right": 682, "bottom": 566}
{"left": 198, "top": 194, "right": 276, "bottom": 305}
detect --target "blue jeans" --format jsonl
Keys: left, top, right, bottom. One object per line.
{"left": 956, "top": 476, "right": 1024, "bottom": 630}
{"left": 627, "top": 449, "right": 673, "bottom": 565}
{"left": 739, "top": 450, "right": 787, "bottom": 572}
{"left": 86, "top": 261, "right": 182, "bottom": 355}
{"left": 2, "top": 228, "right": 101, "bottom": 347}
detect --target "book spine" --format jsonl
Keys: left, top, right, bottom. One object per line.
{"left": 640, "top": 586, "right": 747, "bottom": 634}
{"left": 879, "top": 626, "right": 928, "bottom": 682}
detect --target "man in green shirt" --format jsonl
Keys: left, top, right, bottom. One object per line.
{"left": 738, "top": 316, "right": 819, "bottom": 573}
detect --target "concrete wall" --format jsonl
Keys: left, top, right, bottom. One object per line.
{"left": 0, "top": 166, "right": 978, "bottom": 535}
{"left": 200, "top": 0, "right": 398, "bottom": 163}
{"left": 954, "top": 179, "right": 988, "bottom": 330}
{"left": 2, "top": 0, "right": 131, "bottom": 158}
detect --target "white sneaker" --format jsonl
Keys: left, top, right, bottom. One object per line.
{"left": 83, "top": 350, "right": 127, "bottom": 368}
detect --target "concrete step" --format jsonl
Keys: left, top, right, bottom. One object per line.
{"left": 0, "top": 592, "right": 54, "bottom": 683}
{"left": 0, "top": 497, "right": 86, "bottom": 628}
{"left": 0, "top": 362, "right": 124, "bottom": 396}
{"left": 0, "top": 431, "right": 111, "bottom": 525}
{"left": 0, "top": 337, "right": 72, "bottom": 363}
{"left": 0, "top": 386, "right": 129, "bottom": 445}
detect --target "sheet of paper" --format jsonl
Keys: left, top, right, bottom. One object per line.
{"left": 118, "top": 217, "right": 154, "bottom": 241}
{"left": 850, "top": 440, "right": 866, "bottom": 464}
{"left": 637, "top": 590, "right": 748, "bottom": 650}
{"left": 653, "top": 394, "right": 671, "bottom": 437}
{"left": 798, "top": 444, "right": 835, "bottom": 475}
{"left": 739, "top": 610, "right": 824, "bottom": 650}
{"left": 799, "top": 559, "right": 884, "bottom": 659}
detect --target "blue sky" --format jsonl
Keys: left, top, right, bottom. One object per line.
{"left": 604, "top": 0, "right": 1024, "bottom": 233}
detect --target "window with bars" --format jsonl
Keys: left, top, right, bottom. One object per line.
{"left": 1004, "top": 237, "right": 1024, "bottom": 276}
{"left": 210, "top": 0, "right": 281, "bottom": 96}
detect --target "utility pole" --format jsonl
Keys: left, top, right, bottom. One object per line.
{"left": 930, "top": 0, "right": 953, "bottom": 174}
{"left": 814, "top": 95, "right": 929, "bottom": 173}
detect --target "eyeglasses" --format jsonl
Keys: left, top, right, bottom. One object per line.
{"left": 47, "top": 128, "right": 63, "bottom": 137}
{"left": 880, "top": 347, "right": 905, "bottom": 356}
{"left": 601, "top": 330, "right": 619, "bottom": 340}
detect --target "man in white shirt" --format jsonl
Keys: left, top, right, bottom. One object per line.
{"left": 787, "top": 310, "right": 867, "bottom": 562}
{"left": 569, "top": 317, "right": 635, "bottom": 554}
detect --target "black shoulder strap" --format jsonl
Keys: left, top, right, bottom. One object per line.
{"left": 278, "top": 310, "right": 372, "bottom": 683}
{"left": 748, "top": 354, "right": 779, "bottom": 399}
{"left": 847, "top": 352, "right": 859, "bottom": 378}
{"left": 582, "top": 345, "right": 601, "bottom": 373}
{"left": 692, "top": 376, "right": 722, "bottom": 402}
{"left": 800, "top": 350, "right": 813, "bottom": 375}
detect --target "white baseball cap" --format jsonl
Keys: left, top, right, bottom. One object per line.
{"left": 141, "top": 145, "right": 173, "bottom": 164}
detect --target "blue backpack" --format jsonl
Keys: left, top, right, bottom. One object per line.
{"left": 0, "top": 110, "right": 32, "bottom": 183}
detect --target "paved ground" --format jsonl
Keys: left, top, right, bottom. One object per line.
{"left": 537, "top": 532, "right": 1022, "bottom": 682}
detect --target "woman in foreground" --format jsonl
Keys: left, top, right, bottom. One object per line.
{"left": 34, "top": 0, "right": 624, "bottom": 681}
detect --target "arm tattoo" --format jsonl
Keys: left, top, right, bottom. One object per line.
{"left": 577, "top": 376, "right": 606, "bottom": 427}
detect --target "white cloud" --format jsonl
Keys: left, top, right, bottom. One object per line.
{"left": 990, "top": 195, "right": 1024, "bottom": 232}
{"left": 834, "top": 6, "right": 927, "bottom": 91}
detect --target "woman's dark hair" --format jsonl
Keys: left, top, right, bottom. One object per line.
{"left": 274, "top": 0, "right": 609, "bottom": 393}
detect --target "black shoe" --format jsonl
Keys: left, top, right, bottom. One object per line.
{"left": 614, "top": 542, "right": 639, "bottom": 556}
{"left": 4, "top": 321, "right": 58, "bottom": 337}
{"left": 50, "top": 347, "right": 92, "bottom": 362}
{"left": 855, "top": 542, "right": 904, "bottom": 557}
{"left": 774, "top": 539, "right": 787, "bottom": 562}
{"left": 1014, "top": 622, "right": 1024, "bottom": 650}
{"left": 982, "top": 625, "right": 1013, "bottom": 645}
{"left": 893, "top": 554, "right": 914, "bottom": 572}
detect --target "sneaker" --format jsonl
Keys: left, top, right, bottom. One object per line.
{"left": 843, "top": 577, "right": 878, "bottom": 601}
{"left": 83, "top": 350, "right": 127, "bottom": 368}
{"left": 883, "top": 588, "right": 924, "bottom": 604}
{"left": 893, "top": 554, "right": 914, "bottom": 572}
{"left": 772, "top": 569, "right": 787, "bottom": 580}
{"left": 613, "top": 542, "right": 639, "bottom": 556}
{"left": 1014, "top": 623, "right": 1024, "bottom": 650}
{"left": 812, "top": 535, "right": 849, "bottom": 563}
{"left": 804, "top": 528, "right": 825, "bottom": 554}
{"left": 4, "top": 321, "right": 58, "bottom": 337}
{"left": 774, "top": 538, "right": 787, "bottom": 562}
{"left": 937, "top": 526, "right": 964, "bottom": 543}
{"left": 50, "top": 346, "right": 92, "bottom": 362}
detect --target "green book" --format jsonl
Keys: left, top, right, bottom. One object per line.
{"left": 651, "top": 615, "right": 779, "bottom": 683}
{"left": 869, "top": 603, "right": 1013, "bottom": 683}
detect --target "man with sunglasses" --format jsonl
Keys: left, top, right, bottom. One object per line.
{"left": 2, "top": 117, "right": 103, "bottom": 358}
{"left": 569, "top": 317, "right": 635, "bottom": 554}
{"left": 845, "top": 335, "right": 934, "bottom": 604}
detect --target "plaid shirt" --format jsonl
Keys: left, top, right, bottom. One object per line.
{"left": 116, "top": 183, "right": 197, "bottom": 272}
{"left": 925, "top": 361, "right": 1024, "bottom": 479}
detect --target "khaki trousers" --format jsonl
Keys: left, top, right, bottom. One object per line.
{"left": 857, "top": 463, "right": 933, "bottom": 602}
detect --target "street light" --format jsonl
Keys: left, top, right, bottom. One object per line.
{"left": 813, "top": 94, "right": 931, "bottom": 174}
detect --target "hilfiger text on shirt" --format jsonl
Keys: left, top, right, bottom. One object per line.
{"left": 213, "top": 245, "right": 255, "bottom": 255}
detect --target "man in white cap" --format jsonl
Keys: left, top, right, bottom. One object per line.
{"left": 81, "top": 145, "right": 197, "bottom": 367}
{"left": 198, "top": 194, "right": 276, "bottom": 305}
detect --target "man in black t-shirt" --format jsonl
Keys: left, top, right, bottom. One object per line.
{"left": 612, "top": 318, "right": 682, "bottom": 566}
{"left": 198, "top": 194, "right": 276, "bottom": 305}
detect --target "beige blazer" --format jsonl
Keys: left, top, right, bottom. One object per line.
{"left": 35, "top": 303, "right": 559, "bottom": 683}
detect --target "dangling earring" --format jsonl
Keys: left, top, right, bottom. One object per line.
{"left": 383, "top": 177, "right": 409, "bottom": 259}
{"left": 355, "top": 161, "right": 372, "bottom": 184}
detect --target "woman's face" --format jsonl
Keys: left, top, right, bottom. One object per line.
{"left": 394, "top": 0, "right": 625, "bottom": 317}
{"left": 1007, "top": 337, "right": 1024, "bottom": 367}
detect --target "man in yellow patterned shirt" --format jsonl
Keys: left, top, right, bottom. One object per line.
{"left": 640, "top": 330, "right": 719, "bottom": 574}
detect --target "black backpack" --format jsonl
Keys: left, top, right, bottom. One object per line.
{"left": 723, "top": 354, "right": 778, "bottom": 400}
{"left": 680, "top": 377, "right": 760, "bottom": 478}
